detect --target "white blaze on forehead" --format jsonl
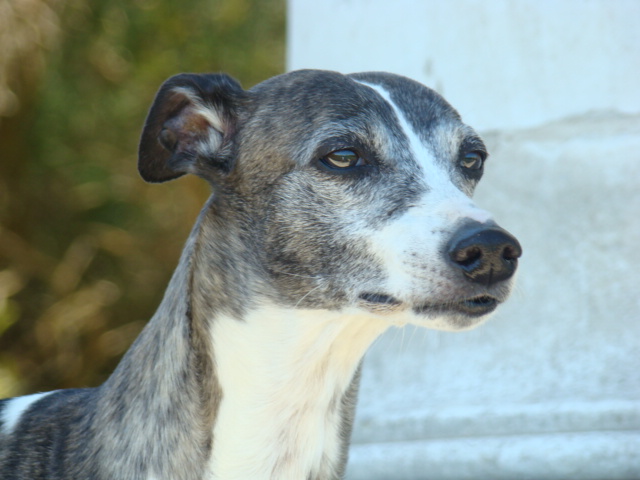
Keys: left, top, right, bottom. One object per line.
{"left": 355, "top": 81, "right": 442, "bottom": 177}
{"left": 353, "top": 79, "right": 493, "bottom": 224}
{"left": 1, "top": 391, "right": 56, "bottom": 435}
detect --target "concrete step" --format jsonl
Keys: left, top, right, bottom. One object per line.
{"left": 347, "top": 431, "right": 639, "bottom": 480}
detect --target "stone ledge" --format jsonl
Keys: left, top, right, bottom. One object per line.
{"left": 346, "top": 431, "right": 640, "bottom": 480}
{"left": 352, "top": 400, "right": 640, "bottom": 444}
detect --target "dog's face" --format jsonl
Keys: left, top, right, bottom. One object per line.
{"left": 139, "top": 70, "right": 521, "bottom": 331}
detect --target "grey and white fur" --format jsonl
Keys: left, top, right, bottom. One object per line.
{"left": 0, "top": 69, "right": 522, "bottom": 480}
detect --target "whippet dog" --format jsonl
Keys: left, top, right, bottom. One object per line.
{"left": 0, "top": 70, "right": 521, "bottom": 480}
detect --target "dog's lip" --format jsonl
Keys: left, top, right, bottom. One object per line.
{"left": 358, "top": 293, "right": 402, "bottom": 306}
{"left": 413, "top": 295, "right": 499, "bottom": 317}
{"left": 359, "top": 292, "right": 500, "bottom": 317}
{"left": 358, "top": 293, "right": 404, "bottom": 313}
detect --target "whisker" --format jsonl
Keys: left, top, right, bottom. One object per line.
{"left": 295, "top": 284, "right": 324, "bottom": 308}
{"left": 272, "top": 270, "right": 320, "bottom": 280}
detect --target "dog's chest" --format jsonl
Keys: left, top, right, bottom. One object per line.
{"left": 205, "top": 306, "right": 387, "bottom": 480}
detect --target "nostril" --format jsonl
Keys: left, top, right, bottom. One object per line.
{"left": 451, "top": 246, "right": 482, "bottom": 268}
{"left": 502, "top": 241, "right": 523, "bottom": 262}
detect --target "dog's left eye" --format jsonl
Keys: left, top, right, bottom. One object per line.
{"left": 321, "top": 149, "right": 367, "bottom": 170}
{"left": 460, "top": 152, "right": 485, "bottom": 171}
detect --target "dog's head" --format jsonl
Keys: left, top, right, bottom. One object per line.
{"left": 139, "top": 70, "right": 521, "bottom": 331}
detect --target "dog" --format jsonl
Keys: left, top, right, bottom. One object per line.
{"left": 0, "top": 69, "right": 521, "bottom": 480}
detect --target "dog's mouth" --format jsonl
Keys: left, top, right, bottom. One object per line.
{"left": 359, "top": 293, "right": 401, "bottom": 306}
{"left": 413, "top": 295, "right": 499, "bottom": 317}
{"left": 357, "top": 293, "right": 403, "bottom": 313}
{"left": 358, "top": 293, "right": 499, "bottom": 317}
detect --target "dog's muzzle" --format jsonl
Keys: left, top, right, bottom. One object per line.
{"left": 358, "top": 220, "right": 522, "bottom": 318}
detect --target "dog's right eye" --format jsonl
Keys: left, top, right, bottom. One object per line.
{"left": 320, "top": 149, "right": 367, "bottom": 170}
{"left": 460, "top": 151, "right": 485, "bottom": 171}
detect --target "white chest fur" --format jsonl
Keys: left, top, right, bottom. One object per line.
{"left": 206, "top": 305, "right": 388, "bottom": 480}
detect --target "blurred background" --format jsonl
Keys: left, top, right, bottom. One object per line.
{"left": 0, "top": 0, "right": 285, "bottom": 396}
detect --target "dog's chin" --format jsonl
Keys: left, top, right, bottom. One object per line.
{"left": 412, "top": 308, "right": 496, "bottom": 332}
{"left": 357, "top": 292, "right": 502, "bottom": 331}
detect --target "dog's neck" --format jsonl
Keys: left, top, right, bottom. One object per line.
{"left": 190, "top": 202, "right": 390, "bottom": 478}
{"left": 207, "top": 305, "right": 387, "bottom": 480}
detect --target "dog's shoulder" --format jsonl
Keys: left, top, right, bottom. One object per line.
{"left": 0, "top": 388, "right": 99, "bottom": 479}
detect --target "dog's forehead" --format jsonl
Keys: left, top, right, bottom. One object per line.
{"left": 248, "top": 70, "right": 393, "bottom": 126}
{"left": 250, "top": 70, "right": 461, "bottom": 125}
{"left": 244, "top": 70, "right": 474, "bottom": 168}
{"left": 348, "top": 72, "right": 466, "bottom": 140}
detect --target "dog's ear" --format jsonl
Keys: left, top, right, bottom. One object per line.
{"left": 138, "top": 73, "right": 246, "bottom": 183}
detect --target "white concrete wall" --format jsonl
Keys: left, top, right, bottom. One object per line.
{"left": 288, "top": 1, "right": 640, "bottom": 479}
{"left": 288, "top": 0, "right": 640, "bottom": 131}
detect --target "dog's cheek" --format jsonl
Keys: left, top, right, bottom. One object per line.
{"left": 262, "top": 176, "right": 387, "bottom": 309}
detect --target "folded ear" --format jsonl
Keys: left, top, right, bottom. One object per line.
{"left": 138, "top": 73, "right": 246, "bottom": 183}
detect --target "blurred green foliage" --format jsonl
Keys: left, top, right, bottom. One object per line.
{"left": 0, "top": 0, "right": 285, "bottom": 396}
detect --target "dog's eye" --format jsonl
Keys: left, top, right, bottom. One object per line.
{"left": 461, "top": 151, "right": 485, "bottom": 171}
{"left": 321, "top": 149, "right": 366, "bottom": 170}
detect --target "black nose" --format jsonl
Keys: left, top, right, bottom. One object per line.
{"left": 447, "top": 222, "right": 522, "bottom": 286}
